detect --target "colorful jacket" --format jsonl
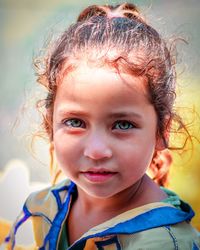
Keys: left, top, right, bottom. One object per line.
{"left": 5, "top": 179, "right": 200, "bottom": 250}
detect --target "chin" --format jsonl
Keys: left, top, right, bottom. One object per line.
{"left": 80, "top": 185, "right": 121, "bottom": 199}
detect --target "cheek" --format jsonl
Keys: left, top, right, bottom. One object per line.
{"left": 53, "top": 134, "right": 81, "bottom": 167}
{"left": 118, "top": 143, "right": 154, "bottom": 172}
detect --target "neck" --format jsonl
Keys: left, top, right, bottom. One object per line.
{"left": 76, "top": 175, "right": 145, "bottom": 216}
{"left": 66, "top": 175, "right": 167, "bottom": 245}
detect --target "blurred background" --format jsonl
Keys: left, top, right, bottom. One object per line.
{"left": 0, "top": 0, "right": 200, "bottom": 234}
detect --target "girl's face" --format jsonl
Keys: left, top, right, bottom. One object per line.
{"left": 53, "top": 64, "right": 160, "bottom": 198}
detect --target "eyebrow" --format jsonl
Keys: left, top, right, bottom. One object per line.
{"left": 57, "top": 109, "right": 142, "bottom": 120}
{"left": 109, "top": 112, "right": 142, "bottom": 120}
{"left": 56, "top": 110, "right": 90, "bottom": 118}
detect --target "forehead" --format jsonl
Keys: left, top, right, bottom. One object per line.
{"left": 58, "top": 63, "right": 149, "bottom": 101}
{"left": 53, "top": 64, "right": 155, "bottom": 121}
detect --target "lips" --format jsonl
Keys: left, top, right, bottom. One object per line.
{"left": 81, "top": 168, "right": 117, "bottom": 182}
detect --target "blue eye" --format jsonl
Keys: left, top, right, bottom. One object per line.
{"left": 113, "top": 120, "right": 134, "bottom": 130}
{"left": 64, "top": 118, "right": 85, "bottom": 128}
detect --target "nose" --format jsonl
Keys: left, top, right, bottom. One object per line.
{"left": 83, "top": 132, "right": 112, "bottom": 160}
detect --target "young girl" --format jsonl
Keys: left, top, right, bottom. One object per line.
{"left": 5, "top": 3, "right": 200, "bottom": 250}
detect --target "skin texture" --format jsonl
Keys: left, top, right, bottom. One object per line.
{"left": 52, "top": 64, "right": 167, "bottom": 243}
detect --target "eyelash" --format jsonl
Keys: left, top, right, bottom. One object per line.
{"left": 63, "top": 118, "right": 136, "bottom": 130}
{"left": 63, "top": 118, "right": 86, "bottom": 128}
{"left": 112, "top": 120, "right": 135, "bottom": 130}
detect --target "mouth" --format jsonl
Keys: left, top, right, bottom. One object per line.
{"left": 80, "top": 168, "right": 117, "bottom": 183}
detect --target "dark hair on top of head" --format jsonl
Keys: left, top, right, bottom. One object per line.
{"left": 34, "top": 2, "right": 190, "bottom": 186}
{"left": 77, "top": 3, "right": 144, "bottom": 23}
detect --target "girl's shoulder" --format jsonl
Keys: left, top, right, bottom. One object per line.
{"left": 5, "top": 179, "right": 75, "bottom": 249}
{"left": 68, "top": 188, "right": 199, "bottom": 249}
{"left": 119, "top": 222, "right": 200, "bottom": 250}
{"left": 65, "top": 200, "right": 200, "bottom": 249}
{"left": 25, "top": 178, "right": 73, "bottom": 214}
